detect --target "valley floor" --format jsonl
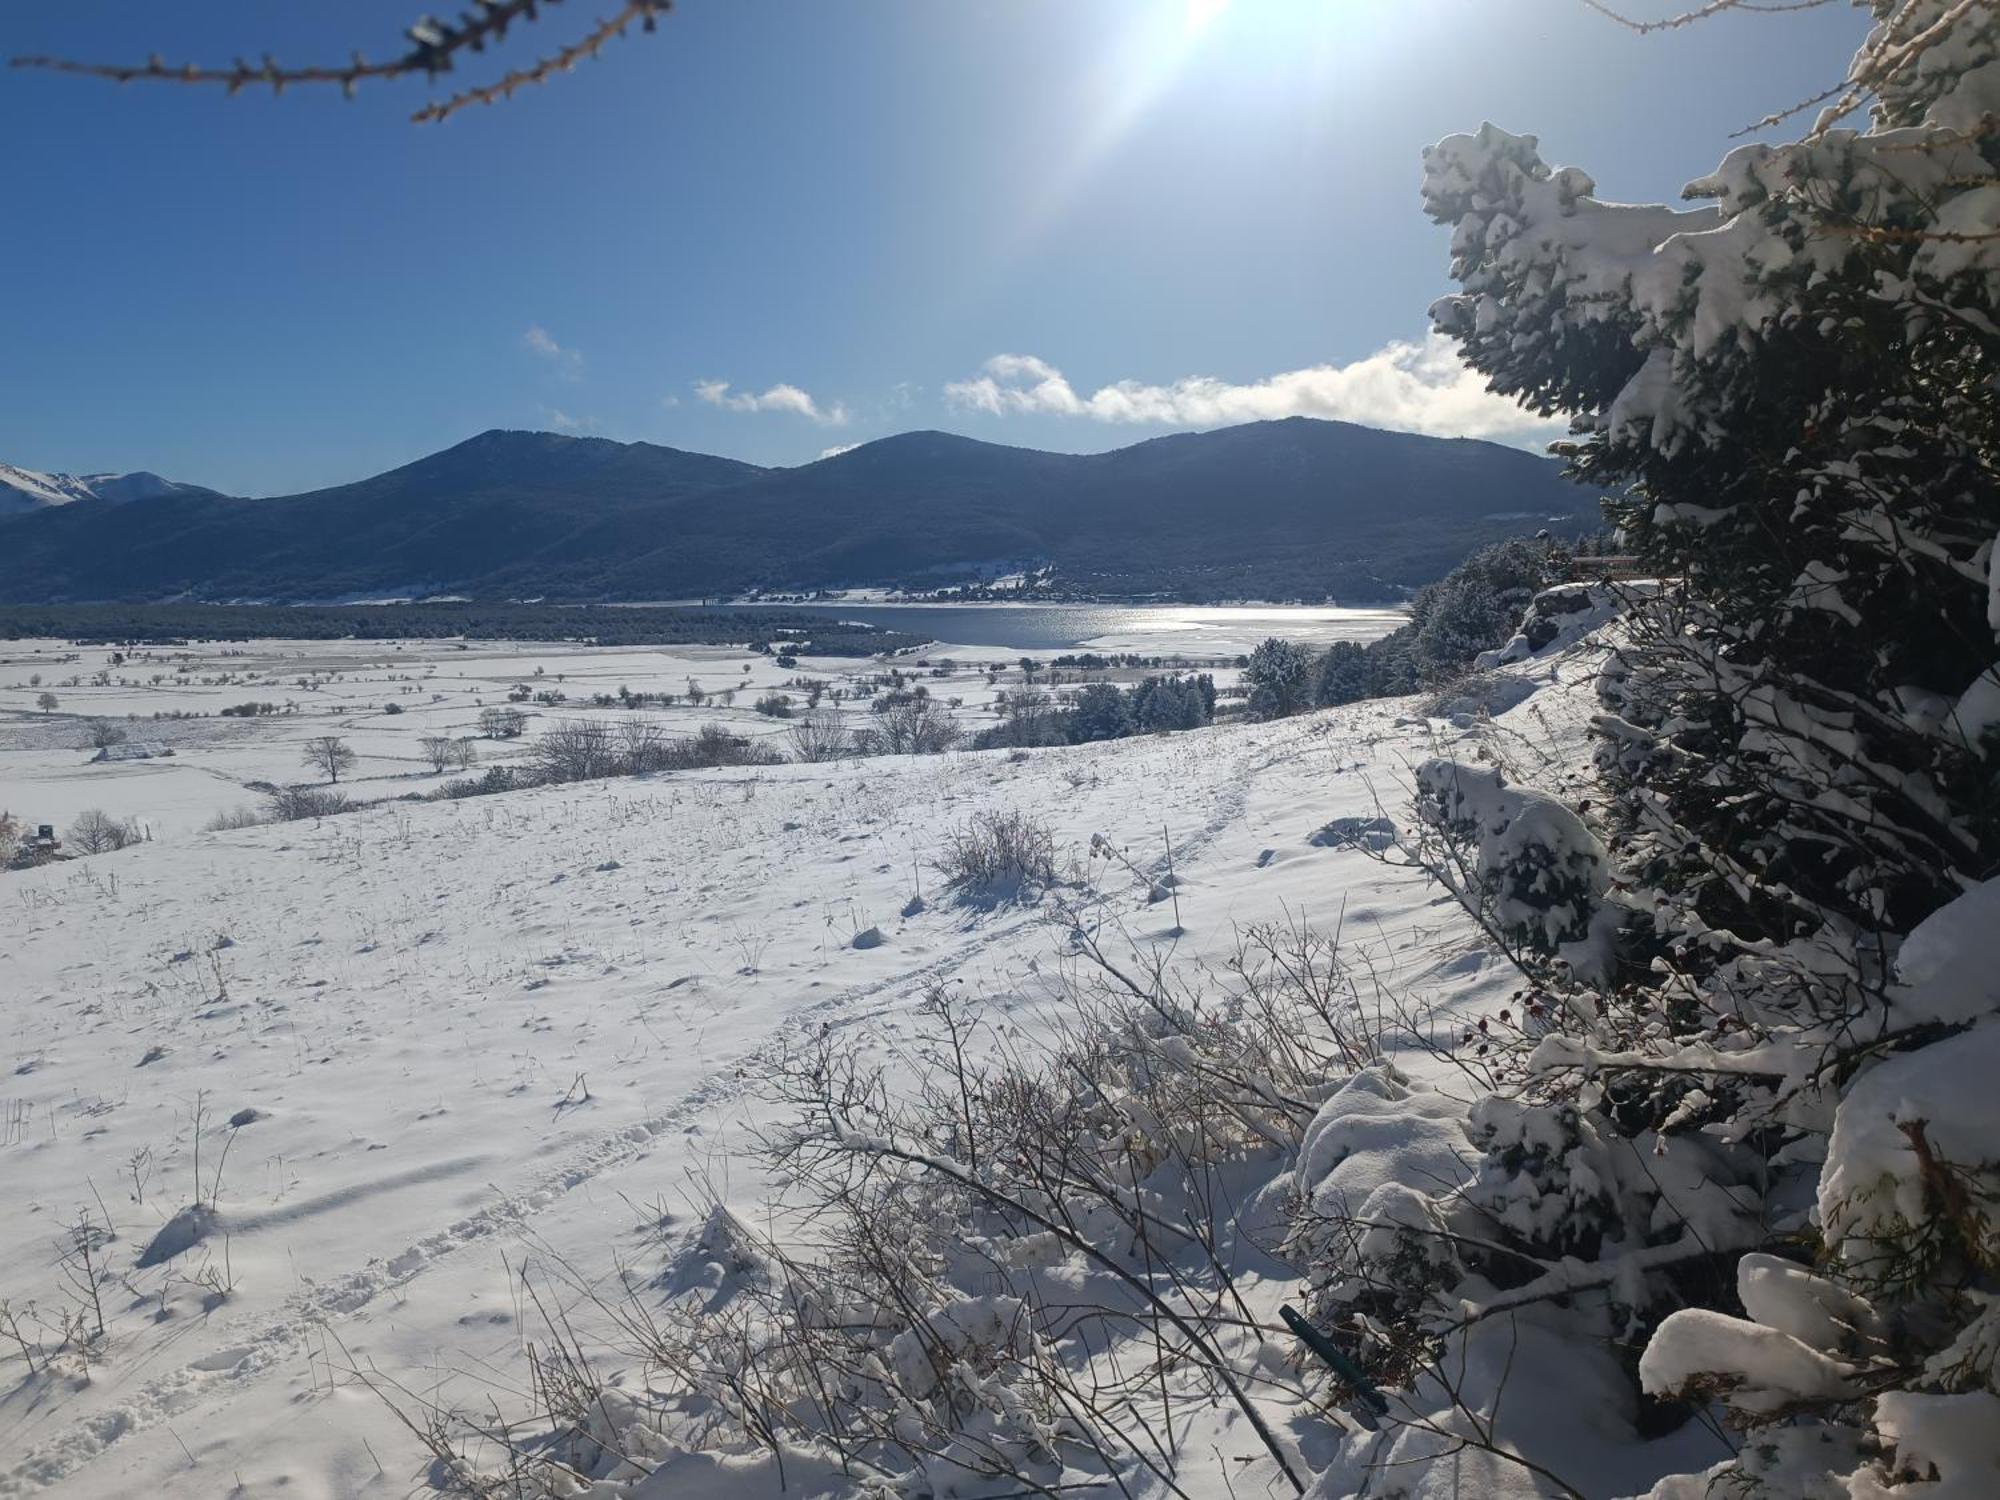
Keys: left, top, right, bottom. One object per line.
{"left": 0, "top": 634, "right": 1607, "bottom": 1499}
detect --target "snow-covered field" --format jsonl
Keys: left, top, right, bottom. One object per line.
{"left": 0, "top": 629, "right": 1604, "bottom": 1499}
{"left": 0, "top": 637, "right": 989, "bottom": 843}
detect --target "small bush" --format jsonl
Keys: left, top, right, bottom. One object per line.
{"left": 754, "top": 694, "right": 793, "bottom": 718}
{"left": 430, "top": 768, "right": 524, "bottom": 804}
{"left": 268, "top": 785, "right": 355, "bottom": 821}
{"left": 429, "top": 766, "right": 523, "bottom": 800}
{"left": 677, "top": 723, "right": 782, "bottom": 769}
{"left": 938, "top": 810, "right": 1058, "bottom": 904}
{"left": 203, "top": 806, "right": 268, "bottom": 832}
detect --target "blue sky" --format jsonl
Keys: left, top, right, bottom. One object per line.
{"left": 3, "top": 0, "right": 1862, "bottom": 495}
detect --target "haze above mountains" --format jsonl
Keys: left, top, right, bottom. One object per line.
{"left": 0, "top": 418, "right": 1597, "bottom": 604}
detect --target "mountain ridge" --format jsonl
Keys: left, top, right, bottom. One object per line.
{"left": 0, "top": 463, "right": 223, "bottom": 518}
{"left": 0, "top": 418, "right": 1600, "bottom": 603}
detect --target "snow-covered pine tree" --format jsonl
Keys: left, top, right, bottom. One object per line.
{"left": 1309, "top": 5, "right": 2000, "bottom": 1495}
{"left": 1424, "top": 5, "right": 2000, "bottom": 939}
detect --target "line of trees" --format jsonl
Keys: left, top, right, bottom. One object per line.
{"left": 1242, "top": 537, "right": 1569, "bottom": 719}
{"left": 971, "top": 673, "right": 1217, "bottom": 749}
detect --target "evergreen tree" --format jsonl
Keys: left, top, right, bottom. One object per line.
{"left": 1321, "top": 8, "right": 2000, "bottom": 1495}
{"left": 1067, "top": 682, "right": 1133, "bottom": 742}
{"left": 1244, "top": 637, "right": 1315, "bottom": 719}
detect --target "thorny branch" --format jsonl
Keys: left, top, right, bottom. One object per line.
{"left": 11, "top": 0, "right": 674, "bottom": 124}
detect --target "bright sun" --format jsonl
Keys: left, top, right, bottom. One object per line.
{"left": 1185, "top": 0, "right": 1233, "bottom": 36}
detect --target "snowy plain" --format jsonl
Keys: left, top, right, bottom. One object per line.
{"left": 0, "top": 622, "right": 1609, "bottom": 1499}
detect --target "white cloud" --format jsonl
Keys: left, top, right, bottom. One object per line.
{"left": 942, "top": 333, "right": 1559, "bottom": 444}
{"left": 544, "top": 408, "right": 597, "bottom": 432}
{"left": 695, "top": 378, "right": 849, "bottom": 426}
{"left": 817, "top": 442, "right": 862, "bottom": 460}
{"left": 524, "top": 325, "right": 583, "bottom": 377}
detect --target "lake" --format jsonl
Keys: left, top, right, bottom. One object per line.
{"left": 703, "top": 602, "right": 1407, "bottom": 656}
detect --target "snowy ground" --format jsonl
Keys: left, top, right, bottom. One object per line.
{"left": 0, "top": 635, "right": 1250, "bottom": 845}
{"left": 0, "top": 629, "right": 1604, "bottom": 1499}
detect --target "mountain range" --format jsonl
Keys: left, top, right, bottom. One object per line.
{"left": 0, "top": 419, "right": 1600, "bottom": 603}
{"left": 0, "top": 463, "right": 223, "bottom": 518}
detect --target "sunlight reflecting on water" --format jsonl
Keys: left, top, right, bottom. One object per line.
{"left": 708, "top": 602, "right": 1405, "bottom": 655}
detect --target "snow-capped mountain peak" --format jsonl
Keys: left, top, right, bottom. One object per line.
{"left": 0, "top": 462, "right": 214, "bottom": 517}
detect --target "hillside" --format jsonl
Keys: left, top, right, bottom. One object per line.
{"left": 0, "top": 419, "right": 1598, "bottom": 603}
{"left": 0, "top": 627, "right": 1593, "bottom": 1499}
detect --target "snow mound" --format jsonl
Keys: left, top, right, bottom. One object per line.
{"left": 1311, "top": 815, "right": 1399, "bottom": 852}
{"left": 1430, "top": 673, "right": 1538, "bottom": 719}
{"left": 1295, "top": 1065, "right": 1472, "bottom": 1224}
{"left": 1890, "top": 875, "right": 2000, "bottom": 1028}
{"left": 1475, "top": 583, "right": 1634, "bottom": 669}
{"left": 136, "top": 1203, "right": 220, "bottom": 1268}
{"left": 657, "top": 1205, "right": 772, "bottom": 1311}
{"left": 1819, "top": 1023, "right": 2000, "bottom": 1279}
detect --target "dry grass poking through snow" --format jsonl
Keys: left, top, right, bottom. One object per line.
{"left": 937, "top": 809, "right": 1059, "bottom": 906}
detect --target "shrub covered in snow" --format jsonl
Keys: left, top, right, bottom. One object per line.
{"left": 1381, "top": 4, "right": 2000, "bottom": 1496}
{"left": 1413, "top": 758, "right": 1614, "bottom": 969}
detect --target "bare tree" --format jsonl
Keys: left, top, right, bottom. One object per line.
{"left": 477, "top": 707, "right": 525, "bottom": 739}
{"left": 993, "top": 687, "right": 1057, "bottom": 747}
{"left": 69, "top": 808, "right": 140, "bottom": 855}
{"left": 418, "top": 735, "right": 457, "bottom": 775}
{"left": 532, "top": 720, "right": 619, "bottom": 783}
{"left": 82, "top": 719, "right": 127, "bottom": 751}
{"left": 302, "top": 735, "right": 356, "bottom": 784}
{"left": 449, "top": 737, "right": 478, "bottom": 771}
{"left": 787, "top": 710, "right": 852, "bottom": 763}
{"left": 36, "top": 692, "right": 57, "bottom": 713}
{"left": 858, "top": 698, "right": 961, "bottom": 756}
{"left": 616, "top": 718, "right": 672, "bottom": 774}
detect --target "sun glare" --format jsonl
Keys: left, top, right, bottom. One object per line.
{"left": 1185, "top": 0, "right": 1233, "bottom": 36}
